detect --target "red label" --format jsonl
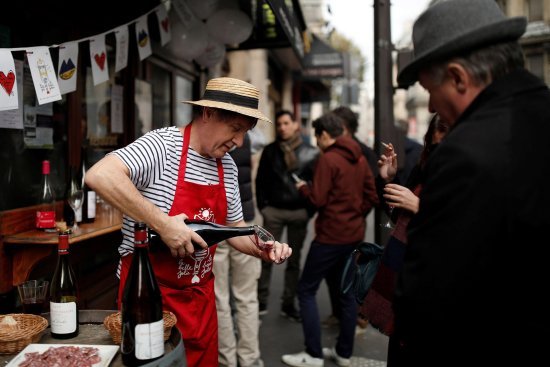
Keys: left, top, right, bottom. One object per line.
{"left": 36, "top": 210, "right": 56, "bottom": 228}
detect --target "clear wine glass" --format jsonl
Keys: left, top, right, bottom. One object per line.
{"left": 381, "top": 206, "right": 395, "bottom": 229}
{"left": 67, "top": 182, "right": 83, "bottom": 232}
{"left": 251, "top": 225, "right": 275, "bottom": 250}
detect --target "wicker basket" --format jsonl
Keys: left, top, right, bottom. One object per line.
{"left": 103, "top": 311, "right": 177, "bottom": 345}
{"left": 0, "top": 313, "right": 48, "bottom": 354}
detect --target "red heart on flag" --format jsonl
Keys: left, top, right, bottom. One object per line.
{"left": 0, "top": 70, "right": 15, "bottom": 95}
{"left": 94, "top": 52, "right": 106, "bottom": 70}
{"left": 161, "top": 18, "right": 169, "bottom": 32}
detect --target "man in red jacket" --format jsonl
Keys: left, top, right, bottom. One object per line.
{"left": 282, "top": 112, "right": 378, "bottom": 367}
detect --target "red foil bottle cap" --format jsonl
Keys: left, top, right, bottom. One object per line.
{"left": 58, "top": 233, "right": 69, "bottom": 250}
{"left": 42, "top": 160, "right": 50, "bottom": 175}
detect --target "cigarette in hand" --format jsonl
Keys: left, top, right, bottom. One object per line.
{"left": 381, "top": 142, "right": 391, "bottom": 149}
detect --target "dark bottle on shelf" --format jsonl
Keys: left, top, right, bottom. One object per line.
{"left": 36, "top": 160, "right": 57, "bottom": 232}
{"left": 50, "top": 231, "right": 79, "bottom": 339}
{"left": 149, "top": 219, "right": 256, "bottom": 250}
{"left": 80, "top": 150, "right": 96, "bottom": 223}
{"left": 121, "top": 222, "right": 164, "bottom": 366}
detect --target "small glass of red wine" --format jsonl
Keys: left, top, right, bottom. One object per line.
{"left": 17, "top": 280, "right": 49, "bottom": 315}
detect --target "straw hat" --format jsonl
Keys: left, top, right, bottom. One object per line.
{"left": 183, "top": 77, "right": 271, "bottom": 123}
{"left": 397, "top": 0, "right": 526, "bottom": 87}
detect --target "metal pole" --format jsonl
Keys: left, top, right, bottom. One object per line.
{"left": 373, "top": 0, "right": 397, "bottom": 245}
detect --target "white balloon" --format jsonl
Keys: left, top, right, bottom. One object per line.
{"left": 171, "top": 20, "right": 208, "bottom": 61}
{"left": 188, "top": 0, "right": 220, "bottom": 20}
{"left": 195, "top": 39, "right": 226, "bottom": 68}
{"left": 206, "top": 9, "right": 253, "bottom": 45}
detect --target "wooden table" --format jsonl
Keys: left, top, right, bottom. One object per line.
{"left": 0, "top": 310, "right": 185, "bottom": 367}
{"left": 2, "top": 204, "right": 122, "bottom": 288}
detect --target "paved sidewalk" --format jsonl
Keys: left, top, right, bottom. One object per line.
{"left": 257, "top": 216, "right": 389, "bottom": 366}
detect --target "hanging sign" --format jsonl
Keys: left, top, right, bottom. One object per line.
{"left": 135, "top": 15, "right": 152, "bottom": 61}
{"left": 57, "top": 41, "right": 79, "bottom": 95}
{"left": 89, "top": 34, "right": 109, "bottom": 86}
{"left": 114, "top": 25, "right": 129, "bottom": 72}
{"left": 0, "top": 49, "right": 19, "bottom": 111}
{"left": 26, "top": 46, "right": 62, "bottom": 105}
{"left": 156, "top": 4, "right": 172, "bottom": 46}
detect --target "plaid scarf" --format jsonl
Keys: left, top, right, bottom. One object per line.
{"left": 278, "top": 133, "right": 302, "bottom": 172}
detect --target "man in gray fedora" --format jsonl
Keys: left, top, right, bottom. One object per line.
{"left": 391, "top": 0, "right": 549, "bottom": 366}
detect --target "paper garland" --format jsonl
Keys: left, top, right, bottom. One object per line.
{"left": 0, "top": 2, "right": 171, "bottom": 111}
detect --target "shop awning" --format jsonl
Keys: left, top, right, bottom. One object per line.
{"left": 229, "top": 0, "right": 307, "bottom": 63}
{"left": 300, "top": 34, "right": 344, "bottom": 79}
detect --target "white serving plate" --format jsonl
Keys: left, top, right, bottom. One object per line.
{"left": 6, "top": 343, "right": 119, "bottom": 367}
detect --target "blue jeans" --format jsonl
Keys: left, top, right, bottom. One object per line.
{"left": 298, "top": 241, "right": 357, "bottom": 358}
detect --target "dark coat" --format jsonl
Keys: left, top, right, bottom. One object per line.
{"left": 392, "top": 69, "right": 550, "bottom": 366}
{"left": 229, "top": 133, "right": 254, "bottom": 222}
{"left": 255, "top": 138, "right": 318, "bottom": 211}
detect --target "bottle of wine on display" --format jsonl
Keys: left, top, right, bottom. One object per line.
{"left": 81, "top": 150, "right": 96, "bottom": 223}
{"left": 121, "top": 222, "right": 164, "bottom": 366}
{"left": 149, "top": 219, "right": 257, "bottom": 250}
{"left": 36, "top": 160, "right": 57, "bottom": 232}
{"left": 50, "top": 231, "right": 79, "bottom": 339}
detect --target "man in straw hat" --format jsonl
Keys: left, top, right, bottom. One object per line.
{"left": 86, "top": 77, "right": 292, "bottom": 367}
{"left": 391, "top": 0, "right": 549, "bottom": 366}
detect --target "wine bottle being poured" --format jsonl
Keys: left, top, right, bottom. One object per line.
{"left": 149, "top": 219, "right": 273, "bottom": 251}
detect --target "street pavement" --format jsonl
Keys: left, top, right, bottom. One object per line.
{"left": 257, "top": 214, "right": 389, "bottom": 366}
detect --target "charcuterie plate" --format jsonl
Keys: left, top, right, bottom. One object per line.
{"left": 6, "top": 344, "right": 118, "bottom": 367}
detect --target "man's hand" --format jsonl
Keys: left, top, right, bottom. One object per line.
{"left": 158, "top": 213, "right": 208, "bottom": 257}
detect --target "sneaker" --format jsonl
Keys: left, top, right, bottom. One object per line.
{"left": 321, "top": 314, "right": 340, "bottom": 328}
{"left": 259, "top": 303, "right": 268, "bottom": 316}
{"left": 282, "top": 351, "right": 324, "bottom": 367}
{"left": 281, "top": 305, "right": 302, "bottom": 322}
{"left": 322, "top": 347, "right": 351, "bottom": 367}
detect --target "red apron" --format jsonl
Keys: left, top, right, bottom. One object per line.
{"left": 118, "top": 124, "right": 227, "bottom": 367}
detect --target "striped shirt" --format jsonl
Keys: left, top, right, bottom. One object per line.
{"left": 111, "top": 126, "right": 243, "bottom": 257}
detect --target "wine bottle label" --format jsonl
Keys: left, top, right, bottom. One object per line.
{"left": 135, "top": 319, "right": 164, "bottom": 360}
{"left": 50, "top": 302, "right": 77, "bottom": 333}
{"left": 36, "top": 210, "right": 56, "bottom": 228}
{"left": 87, "top": 191, "right": 96, "bottom": 218}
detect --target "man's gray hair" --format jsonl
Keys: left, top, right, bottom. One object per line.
{"left": 428, "top": 41, "right": 525, "bottom": 86}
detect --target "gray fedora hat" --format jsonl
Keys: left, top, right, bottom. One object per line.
{"left": 397, "top": 0, "right": 527, "bottom": 87}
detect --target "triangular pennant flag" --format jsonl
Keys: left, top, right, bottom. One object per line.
{"left": 156, "top": 4, "right": 171, "bottom": 46}
{"left": 57, "top": 41, "right": 79, "bottom": 95}
{"left": 114, "top": 25, "right": 129, "bottom": 72}
{"left": 26, "top": 46, "right": 62, "bottom": 105}
{"left": 135, "top": 15, "right": 152, "bottom": 61}
{"left": 0, "top": 49, "right": 19, "bottom": 111}
{"left": 89, "top": 34, "right": 109, "bottom": 86}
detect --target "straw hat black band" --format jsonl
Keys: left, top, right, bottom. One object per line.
{"left": 182, "top": 77, "right": 271, "bottom": 123}
{"left": 202, "top": 90, "right": 259, "bottom": 109}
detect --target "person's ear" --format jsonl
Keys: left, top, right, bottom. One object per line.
{"left": 202, "top": 107, "right": 214, "bottom": 121}
{"left": 447, "top": 62, "right": 469, "bottom": 94}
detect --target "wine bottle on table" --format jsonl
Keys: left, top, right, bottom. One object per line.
{"left": 80, "top": 151, "right": 96, "bottom": 223}
{"left": 36, "top": 160, "right": 57, "bottom": 232}
{"left": 121, "top": 222, "right": 164, "bottom": 366}
{"left": 50, "top": 231, "right": 79, "bottom": 339}
{"left": 149, "top": 219, "right": 256, "bottom": 250}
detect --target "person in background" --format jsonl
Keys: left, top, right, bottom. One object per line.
{"left": 394, "top": 119, "right": 422, "bottom": 185}
{"left": 392, "top": 0, "right": 550, "bottom": 365}
{"left": 323, "top": 106, "right": 378, "bottom": 332}
{"left": 85, "top": 77, "right": 292, "bottom": 367}
{"left": 333, "top": 106, "right": 378, "bottom": 174}
{"left": 255, "top": 110, "right": 318, "bottom": 322}
{"left": 282, "top": 112, "right": 378, "bottom": 367}
{"left": 214, "top": 132, "right": 264, "bottom": 367}
{"left": 361, "top": 114, "right": 449, "bottom": 338}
